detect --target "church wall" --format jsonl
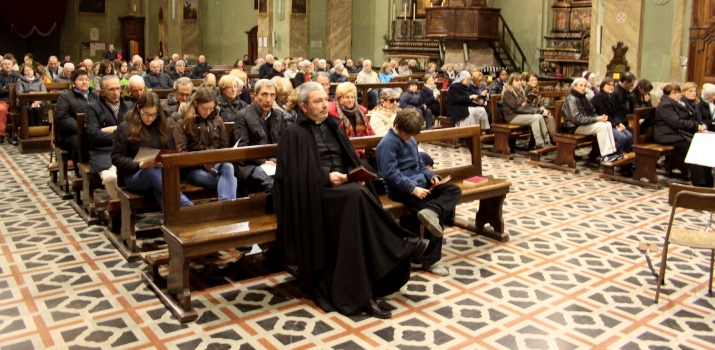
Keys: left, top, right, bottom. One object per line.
{"left": 57, "top": 0, "right": 130, "bottom": 63}
{"left": 491, "top": 0, "right": 551, "bottom": 73}
{"left": 197, "top": 0, "right": 258, "bottom": 65}
{"left": 351, "top": 0, "right": 389, "bottom": 64}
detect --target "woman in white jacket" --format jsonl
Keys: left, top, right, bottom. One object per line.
{"left": 369, "top": 88, "right": 401, "bottom": 136}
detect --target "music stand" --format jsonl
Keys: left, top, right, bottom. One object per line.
{"left": 685, "top": 132, "right": 715, "bottom": 230}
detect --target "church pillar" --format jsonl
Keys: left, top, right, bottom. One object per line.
{"left": 258, "top": 0, "right": 274, "bottom": 58}
{"left": 325, "top": 0, "right": 352, "bottom": 60}
{"left": 591, "top": 0, "right": 644, "bottom": 76}
{"left": 289, "top": 1, "right": 310, "bottom": 59}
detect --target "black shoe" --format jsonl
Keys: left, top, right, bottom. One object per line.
{"left": 410, "top": 237, "right": 430, "bottom": 260}
{"left": 363, "top": 298, "right": 391, "bottom": 319}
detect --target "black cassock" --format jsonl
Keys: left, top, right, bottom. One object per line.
{"left": 275, "top": 111, "right": 417, "bottom": 315}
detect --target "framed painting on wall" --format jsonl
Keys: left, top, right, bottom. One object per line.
{"left": 553, "top": 9, "right": 570, "bottom": 32}
{"left": 79, "top": 0, "right": 105, "bottom": 14}
{"left": 259, "top": 0, "right": 267, "bottom": 13}
{"left": 184, "top": 0, "right": 198, "bottom": 20}
{"left": 292, "top": 0, "right": 306, "bottom": 14}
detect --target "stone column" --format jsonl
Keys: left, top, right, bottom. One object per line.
{"left": 258, "top": 0, "right": 274, "bottom": 58}
{"left": 290, "top": 3, "right": 309, "bottom": 59}
{"left": 596, "top": 0, "right": 645, "bottom": 76}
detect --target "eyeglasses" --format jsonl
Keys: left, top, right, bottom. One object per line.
{"left": 105, "top": 87, "right": 121, "bottom": 92}
{"left": 386, "top": 98, "right": 399, "bottom": 103}
{"left": 140, "top": 110, "right": 158, "bottom": 118}
{"left": 341, "top": 95, "right": 356, "bottom": 100}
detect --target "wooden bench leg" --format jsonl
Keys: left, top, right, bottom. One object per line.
{"left": 141, "top": 247, "right": 198, "bottom": 323}
{"left": 554, "top": 142, "right": 577, "bottom": 169}
{"left": 633, "top": 154, "right": 660, "bottom": 189}
{"left": 450, "top": 195, "right": 509, "bottom": 242}
{"left": 492, "top": 129, "right": 512, "bottom": 159}
{"left": 104, "top": 199, "right": 141, "bottom": 261}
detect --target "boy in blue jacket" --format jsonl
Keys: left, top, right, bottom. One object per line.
{"left": 399, "top": 79, "right": 434, "bottom": 129}
{"left": 376, "top": 109, "right": 461, "bottom": 276}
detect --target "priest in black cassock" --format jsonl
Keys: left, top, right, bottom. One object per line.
{"left": 274, "top": 82, "right": 429, "bottom": 319}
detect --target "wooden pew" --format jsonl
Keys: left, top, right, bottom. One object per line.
{"left": 142, "top": 126, "right": 511, "bottom": 322}
{"left": 490, "top": 94, "right": 531, "bottom": 159}
{"left": 47, "top": 100, "right": 75, "bottom": 199}
{"left": 69, "top": 113, "right": 105, "bottom": 225}
{"left": 190, "top": 79, "right": 203, "bottom": 87}
{"left": 528, "top": 99, "right": 594, "bottom": 173}
{"left": 16, "top": 91, "right": 63, "bottom": 153}
{"left": 6, "top": 84, "right": 21, "bottom": 145}
{"left": 104, "top": 122, "right": 235, "bottom": 261}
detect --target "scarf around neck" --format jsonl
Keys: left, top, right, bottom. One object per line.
{"left": 336, "top": 103, "right": 368, "bottom": 137}
{"left": 571, "top": 88, "right": 595, "bottom": 115}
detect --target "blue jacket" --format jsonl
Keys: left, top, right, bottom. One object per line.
{"left": 379, "top": 73, "right": 393, "bottom": 83}
{"left": 376, "top": 128, "right": 436, "bottom": 198}
{"left": 399, "top": 91, "right": 423, "bottom": 110}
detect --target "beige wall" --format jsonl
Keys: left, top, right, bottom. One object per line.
{"left": 492, "top": 0, "right": 551, "bottom": 73}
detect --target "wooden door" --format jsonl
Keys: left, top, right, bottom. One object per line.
{"left": 686, "top": 0, "right": 715, "bottom": 87}
{"left": 246, "top": 26, "right": 258, "bottom": 64}
{"left": 119, "top": 16, "right": 145, "bottom": 61}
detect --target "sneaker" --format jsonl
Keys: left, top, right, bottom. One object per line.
{"left": 422, "top": 262, "right": 449, "bottom": 276}
{"left": 601, "top": 153, "right": 623, "bottom": 163}
{"left": 417, "top": 209, "right": 443, "bottom": 238}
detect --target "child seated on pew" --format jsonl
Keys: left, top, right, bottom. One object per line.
{"left": 173, "top": 87, "right": 237, "bottom": 201}
{"left": 376, "top": 109, "right": 461, "bottom": 276}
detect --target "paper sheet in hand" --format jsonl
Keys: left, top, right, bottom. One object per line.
{"left": 133, "top": 147, "right": 177, "bottom": 163}
{"left": 429, "top": 175, "right": 451, "bottom": 191}
{"left": 685, "top": 133, "right": 715, "bottom": 168}
{"left": 260, "top": 164, "right": 276, "bottom": 176}
{"left": 347, "top": 166, "right": 377, "bottom": 182}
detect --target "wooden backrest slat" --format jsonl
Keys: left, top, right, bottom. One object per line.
{"left": 162, "top": 126, "right": 483, "bottom": 226}
{"left": 16, "top": 91, "right": 64, "bottom": 104}
{"left": 46, "top": 82, "right": 71, "bottom": 91}
{"left": 76, "top": 113, "right": 89, "bottom": 164}
{"left": 632, "top": 107, "right": 656, "bottom": 145}
{"left": 554, "top": 100, "right": 565, "bottom": 133}
{"left": 490, "top": 94, "right": 503, "bottom": 124}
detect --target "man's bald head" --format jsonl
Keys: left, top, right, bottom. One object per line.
{"left": 128, "top": 75, "right": 146, "bottom": 101}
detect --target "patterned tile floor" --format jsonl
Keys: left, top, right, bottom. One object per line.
{"left": 1, "top": 141, "right": 714, "bottom": 350}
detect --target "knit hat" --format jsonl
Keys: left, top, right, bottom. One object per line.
{"left": 582, "top": 71, "right": 593, "bottom": 81}
{"left": 452, "top": 70, "right": 471, "bottom": 85}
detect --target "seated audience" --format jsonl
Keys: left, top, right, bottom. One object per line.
{"left": 121, "top": 75, "right": 149, "bottom": 105}
{"left": 469, "top": 71, "right": 490, "bottom": 112}
{"left": 399, "top": 79, "right": 434, "bottom": 129}
{"left": 250, "top": 58, "right": 264, "bottom": 75}
{"left": 329, "top": 82, "right": 374, "bottom": 140}
{"left": 233, "top": 79, "right": 286, "bottom": 195}
{"left": 489, "top": 68, "right": 508, "bottom": 95}
{"left": 316, "top": 59, "right": 328, "bottom": 72}
{"left": 376, "top": 108, "right": 460, "bottom": 276}
{"left": 4, "top": 54, "right": 19, "bottom": 71}
{"left": 202, "top": 73, "right": 217, "bottom": 89}
{"left": 316, "top": 72, "right": 334, "bottom": 102}
{"left": 370, "top": 88, "right": 401, "bottom": 136}
{"left": 442, "top": 63, "right": 456, "bottom": 80}
{"left": 0, "top": 59, "right": 20, "bottom": 143}
{"left": 446, "top": 71, "right": 490, "bottom": 130}
{"left": 233, "top": 58, "right": 246, "bottom": 71}
{"left": 53, "top": 62, "right": 74, "bottom": 84}
{"left": 190, "top": 55, "right": 212, "bottom": 79}
{"left": 293, "top": 60, "right": 313, "bottom": 86}
{"left": 408, "top": 59, "right": 421, "bottom": 72}
{"left": 284, "top": 61, "right": 299, "bottom": 80}
{"left": 36, "top": 65, "right": 52, "bottom": 85}
{"left": 653, "top": 83, "right": 712, "bottom": 187}
{"left": 228, "top": 69, "right": 252, "bottom": 105}
{"left": 62, "top": 54, "right": 71, "bottom": 68}
{"left": 131, "top": 57, "right": 146, "bottom": 78}
{"left": 85, "top": 76, "right": 131, "bottom": 199}
{"left": 421, "top": 74, "right": 441, "bottom": 117}
{"left": 94, "top": 60, "right": 116, "bottom": 89}
{"left": 389, "top": 60, "right": 398, "bottom": 75}
{"left": 217, "top": 75, "right": 248, "bottom": 122}
{"left": 259, "top": 54, "right": 275, "bottom": 79}
{"left": 699, "top": 83, "right": 715, "bottom": 131}
{"left": 168, "top": 60, "right": 191, "bottom": 81}
{"left": 56, "top": 70, "right": 99, "bottom": 176}
{"left": 502, "top": 73, "right": 553, "bottom": 149}
{"left": 330, "top": 64, "right": 349, "bottom": 83}
{"left": 144, "top": 59, "right": 172, "bottom": 89}
{"left": 182, "top": 54, "right": 193, "bottom": 66}
{"left": 628, "top": 79, "right": 653, "bottom": 110}
{"left": 345, "top": 58, "right": 359, "bottom": 74}
{"left": 592, "top": 77, "right": 633, "bottom": 154}
{"left": 397, "top": 60, "right": 412, "bottom": 76}
{"left": 241, "top": 54, "right": 251, "bottom": 66}
{"left": 424, "top": 62, "right": 437, "bottom": 76}
{"left": 47, "top": 56, "right": 63, "bottom": 81}
{"left": 274, "top": 82, "right": 429, "bottom": 319}
{"left": 267, "top": 61, "right": 284, "bottom": 80}
{"left": 116, "top": 61, "right": 128, "bottom": 82}
{"left": 562, "top": 77, "right": 623, "bottom": 163}
{"left": 356, "top": 60, "right": 380, "bottom": 107}
{"left": 583, "top": 71, "right": 598, "bottom": 99}
{"left": 112, "top": 92, "right": 193, "bottom": 208}
{"left": 174, "top": 87, "right": 237, "bottom": 201}
{"left": 272, "top": 77, "right": 296, "bottom": 123}
{"left": 16, "top": 64, "right": 47, "bottom": 127}
{"left": 378, "top": 62, "right": 393, "bottom": 83}
{"left": 522, "top": 73, "right": 556, "bottom": 137}
{"left": 613, "top": 72, "right": 636, "bottom": 119}
{"left": 162, "top": 77, "right": 193, "bottom": 123}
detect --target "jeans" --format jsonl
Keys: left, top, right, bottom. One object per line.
{"left": 125, "top": 168, "right": 193, "bottom": 210}
{"left": 612, "top": 127, "right": 633, "bottom": 153}
{"left": 187, "top": 163, "right": 237, "bottom": 201}
{"left": 251, "top": 165, "right": 274, "bottom": 194}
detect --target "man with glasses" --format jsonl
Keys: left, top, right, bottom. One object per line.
{"left": 161, "top": 77, "right": 193, "bottom": 123}
{"left": 85, "top": 76, "right": 131, "bottom": 199}
{"left": 233, "top": 79, "right": 287, "bottom": 203}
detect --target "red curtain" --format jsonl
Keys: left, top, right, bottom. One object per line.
{"left": 0, "top": 0, "right": 68, "bottom": 38}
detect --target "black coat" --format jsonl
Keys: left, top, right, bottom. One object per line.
{"left": 612, "top": 83, "right": 631, "bottom": 125}
{"left": 399, "top": 91, "right": 424, "bottom": 110}
{"left": 55, "top": 88, "right": 99, "bottom": 138}
{"left": 698, "top": 99, "right": 714, "bottom": 132}
{"left": 653, "top": 95, "right": 700, "bottom": 145}
{"left": 167, "top": 70, "right": 191, "bottom": 81}
{"left": 591, "top": 91, "right": 620, "bottom": 127}
{"left": 0, "top": 71, "right": 20, "bottom": 103}
{"left": 446, "top": 83, "right": 474, "bottom": 124}
{"left": 144, "top": 72, "right": 172, "bottom": 89}
{"left": 190, "top": 63, "right": 212, "bottom": 79}
{"left": 85, "top": 97, "right": 131, "bottom": 173}
{"left": 329, "top": 72, "right": 348, "bottom": 83}
{"left": 259, "top": 62, "right": 274, "bottom": 79}
{"left": 104, "top": 50, "right": 118, "bottom": 61}
{"left": 233, "top": 102, "right": 286, "bottom": 181}
{"left": 217, "top": 94, "right": 248, "bottom": 124}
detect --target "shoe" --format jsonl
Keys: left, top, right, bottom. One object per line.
{"left": 410, "top": 237, "right": 430, "bottom": 260}
{"left": 417, "top": 209, "right": 443, "bottom": 238}
{"left": 363, "top": 298, "right": 391, "bottom": 319}
{"left": 601, "top": 153, "right": 623, "bottom": 163}
{"left": 422, "top": 262, "right": 449, "bottom": 276}
{"left": 0, "top": 135, "right": 5, "bottom": 144}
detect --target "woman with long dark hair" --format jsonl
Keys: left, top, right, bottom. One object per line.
{"left": 111, "top": 92, "right": 193, "bottom": 208}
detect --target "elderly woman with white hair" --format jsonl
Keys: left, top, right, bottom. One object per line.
{"left": 293, "top": 60, "right": 313, "bottom": 86}
{"left": 699, "top": 83, "right": 715, "bottom": 131}
{"left": 446, "top": 71, "right": 490, "bottom": 130}
{"left": 562, "top": 77, "right": 623, "bottom": 163}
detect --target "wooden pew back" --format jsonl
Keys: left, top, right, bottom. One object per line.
{"left": 629, "top": 107, "right": 656, "bottom": 145}
{"left": 76, "top": 113, "right": 89, "bottom": 164}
